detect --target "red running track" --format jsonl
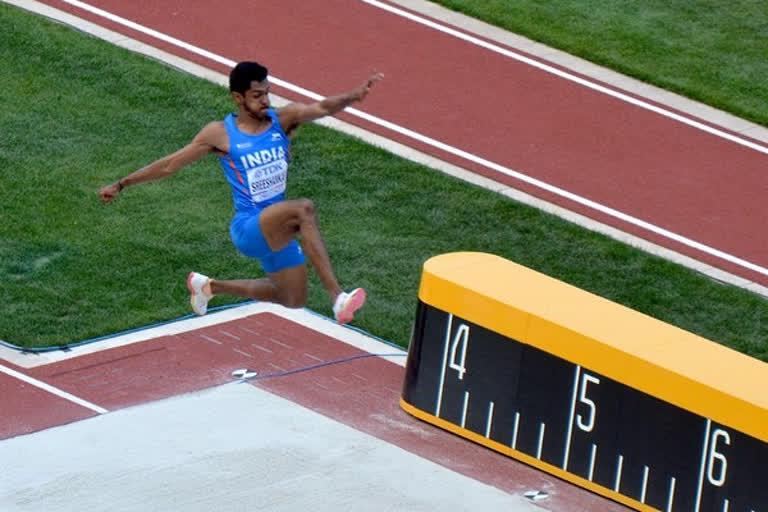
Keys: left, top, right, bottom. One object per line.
{"left": 40, "top": 0, "right": 768, "bottom": 288}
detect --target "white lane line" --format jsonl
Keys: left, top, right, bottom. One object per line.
{"left": 335, "top": 106, "right": 768, "bottom": 279}
{"left": 361, "top": 0, "right": 768, "bottom": 156}
{"left": 59, "top": 0, "right": 235, "bottom": 66}
{"left": 0, "top": 364, "right": 108, "bottom": 414}
{"left": 51, "top": 0, "right": 768, "bottom": 280}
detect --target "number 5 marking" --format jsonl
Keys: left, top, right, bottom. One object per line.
{"left": 564, "top": 367, "right": 601, "bottom": 471}
{"left": 576, "top": 373, "right": 601, "bottom": 432}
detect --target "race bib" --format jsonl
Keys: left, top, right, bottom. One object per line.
{"left": 246, "top": 160, "right": 288, "bottom": 203}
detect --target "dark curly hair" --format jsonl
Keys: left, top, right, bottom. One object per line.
{"left": 229, "top": 61, "right": 268, "bottom": 94}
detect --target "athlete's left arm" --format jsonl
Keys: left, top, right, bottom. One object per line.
{"left": 99, "top": 122, "right": 224, "bottom": 203}
{"left": 278, "top": 72, "right": 383, "bottom": 134}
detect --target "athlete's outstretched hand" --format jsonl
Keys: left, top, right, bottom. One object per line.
{"left": 99, "top": 182, "right": 121, "bottom": 203}
{"left": 355, "top": 72, "right": 384, "bottom": 102}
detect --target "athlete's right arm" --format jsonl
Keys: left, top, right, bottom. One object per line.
{"left": 99, "top": 122, "right": 225, "bottom": 203}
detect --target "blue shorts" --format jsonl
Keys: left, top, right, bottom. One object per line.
{"left": 230, "top": 211, "right": 306, "bottom": 274}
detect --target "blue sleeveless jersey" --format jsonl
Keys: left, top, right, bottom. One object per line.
{"left": 218, "top": 110, "right": 291, "bottom": 213}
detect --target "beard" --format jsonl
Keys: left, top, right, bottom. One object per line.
{"left": 243, "top": 101, "right": 269, "bottom": 120}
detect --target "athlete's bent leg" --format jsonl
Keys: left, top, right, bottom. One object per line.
{"left": 193, "top": 199, "right": 365, "bottom": 322}
{"left": 200, "top": 264, "right": 307, "bottom": 308}
{"left": 209, "top": 276, "right": 279, "bottom": 303}
{"left": 258, "top": 199, "right": 343, "bottom": 301}
{"left": 266, "top": 264, "right": 308, "bottom": 308}
{"left": 189, "top": 271, "right": 277, "bottom": 316}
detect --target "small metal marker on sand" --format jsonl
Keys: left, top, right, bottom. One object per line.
{"left": 231, "top": 368, "right": 258, "bottom": 380}
{"left": 523, "top": 490, "right": 549, "bottom": 501}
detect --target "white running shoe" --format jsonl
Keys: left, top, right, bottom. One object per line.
{"left": 333, "top": 288, "right": 366, "bottom": 324}
{"left": 187, "top": 271, "right": 212, "bottom": 316}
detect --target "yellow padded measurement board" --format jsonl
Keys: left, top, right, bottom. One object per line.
{"left": 401, "top": 252, "right": 768, "bottom": 511}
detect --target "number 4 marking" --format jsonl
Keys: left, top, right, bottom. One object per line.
{"left": 435, "top": 318, "right": 470, "bottom": 417}
{"left": 449, "top": 324, "right": 470, "bottom": 380}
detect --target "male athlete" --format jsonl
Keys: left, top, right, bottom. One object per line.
{"left": 99, "top": 61, "right": 382, "bottom": 324}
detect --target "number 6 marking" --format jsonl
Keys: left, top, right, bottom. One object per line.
{"left": 707, "top": 428, "right": 730, "bottom": 487}
{"left": 449, "top": 324, "right": 470, "bottom": 380}
{"left": 576, "top": 373, "right": 600, "bottom": 432}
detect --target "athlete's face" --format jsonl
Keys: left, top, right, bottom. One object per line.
{"left": 236, "top": 80, "right": 271, "bottom": 119}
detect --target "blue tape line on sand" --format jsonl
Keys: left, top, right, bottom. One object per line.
{"left": 240, "top": 352, "right": 407, "bottom": 383}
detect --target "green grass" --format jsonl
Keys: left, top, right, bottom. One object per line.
{"left": 0, "top": 4, "right": 767, "bottom": 361}
{"left": 431, "top": 0, "right": 768, "bottom": 127}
